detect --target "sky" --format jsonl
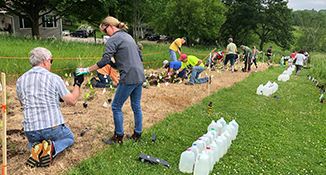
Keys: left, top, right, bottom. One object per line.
{"left": 287, "top": 0, "right": 326, "bottom": 11}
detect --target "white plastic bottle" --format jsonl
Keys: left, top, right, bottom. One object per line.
{"left": 222, "top": 130, "right": 232, "bottom": 149}
{"left": 272, "top": 82, "right": 278, "bottom": 93}
{"left": 179, "top": 148, "right": 195, "bottom": 173}
{"left": 193, "top": 150, "right": 210, "bottom": 175}
{"left": 217, "top": 117, "right": 226, "bottom": 128}
{"left": 208, "top": 128, "right": 218, "bottom": 140}
{"left": 200, "top": 135, "right": 211, "bottom": 146}
{"left": 230, "top": 119, "right": 239, "bottom": 137}
{"left": 208, "top": 141, "right": 219, "bottom": 163}
{"left": 206, "top": 130, "right": 215, "bottom": 143}
{"left": 216, "top": 121, "right": 223, "bottom": 136}
{"left": 256, "top": 84, "right": 264, "bottom": 95}
{"left": 214, "top": 137, "right": 224, "bottom": 159}
{"left": 205, "top": 147, "right": 215, "bottom": 172}
{"left": 193, "top": 138, "right": 206, "bottom": 153}
{"left": 220, "top": 134, "right": 228, "bottom": 155}
{"left": 207, "top": 120, "right": 218, "bottom": 133}
{"left": 191, "top": 144, "right": 199, "bottom": 162}
{"left": 224, "top": 123, "right": 236, "bottom": 140}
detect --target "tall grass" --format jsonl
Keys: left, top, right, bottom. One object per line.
{"left": 0, "top": 35, "right": 215, "bottom": 78}
{"left": 67, "top": 66, "right": 325, "bottom": 175}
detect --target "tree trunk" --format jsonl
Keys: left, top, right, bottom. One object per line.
{"left": 31, "top": 20, "right": 40, "bottom": 38}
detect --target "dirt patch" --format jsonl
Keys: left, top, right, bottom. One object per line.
{"left": 0, "top": 63, "right": 269, "bottom": 174}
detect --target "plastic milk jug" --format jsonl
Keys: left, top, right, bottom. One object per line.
{"left": 217, "top": 117, "right": 226, "bottom": 128}
{"left": 200, "top": 135, "right": 211, "bottom": 146}
{"left": 193, "top": 138, "right": 206, "bottom": 153}
{"left": 208, "top": 141, "right": 220, "bottom": 163}
{"left": 222, "top": 130, "right": 232, "bottom": 149}
{"left": 230, "top": 119, "right": 239, "bottom": 136}
{"left": 207, "top": 120, "right": 218, "bottom": 133}
{"left": 219, "top": 134, "right": 228, "bottom": 155}
{"left": 191, "top": 144, "right": 199, "bottom": 162}
{"left": 205, "top": 147, "right": 215, "bottom": 171}
{"left": 208, "top": 128, "right": 218, "bottom": 140}
{"left": 193, "top": 150, "right": 210, "bottom": 175}
{"left": 205, "top": 131, "right": 214, "bottom": 144}
{"left": 179, "top": 148, "right": 195, "bottom": 173}
{"left": 214, "top": 137, "right": 224, "bottom": 159}
{"left": 256, "top": 84, "right": 264, "bottom": 95}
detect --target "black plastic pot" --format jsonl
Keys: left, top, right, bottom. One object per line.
{"left": 108, "top": 99, "right": 112, "bottom": 104}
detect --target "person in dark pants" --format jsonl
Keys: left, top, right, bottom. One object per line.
{"left": 76, "top": 16, "right": 145, "bottom": 145}
{"left": 293, "top": 49, "right": 305, "bottom": 76}
{"left": 240, "top": 45, "right": 253, "bottom": 72}
{"left": 266, "top": 46, "right": 273, "bottom": 65}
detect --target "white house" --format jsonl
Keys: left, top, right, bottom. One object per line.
{"left": 0, "top": 10, "right": 62, "bottom": 39}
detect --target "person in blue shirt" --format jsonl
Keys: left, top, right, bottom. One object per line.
{"left": 163, "top": 60, "right": 187, "bottom": 79}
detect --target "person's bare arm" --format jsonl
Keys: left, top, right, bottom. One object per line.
{"left": 61, "top": 84, "right": 81, "bottom": 106}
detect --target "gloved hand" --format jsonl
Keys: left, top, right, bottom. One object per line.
{"left": 74, "top": 72, "right": 84, "bottom": 87}
{"left": 109, "top": 61, "right": 118, "bottom": 70}
{"left": 76, "top": 67, "right": 89, "bottom": 76}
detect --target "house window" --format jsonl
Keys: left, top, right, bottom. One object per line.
{"left": 19, "top": 17, "right": 32, "bottom": 29}
{"left": 42, "top": 15, "right": 57, "bottom": 28}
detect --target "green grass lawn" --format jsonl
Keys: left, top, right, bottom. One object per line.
{"left": 67, "top": 66, "right": 325, "bottom": 175}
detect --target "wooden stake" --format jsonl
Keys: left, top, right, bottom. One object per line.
{"left": 202, "top": 48, "right": 217, "bottom": 62}
{"left": 1, "top": 72, "right": 7, "bottom": 175}
{"left": 208, "top": 53, "right": 211, "bottom": 96}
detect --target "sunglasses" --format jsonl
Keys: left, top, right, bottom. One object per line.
{"left": 104, "top": 25, "right": 109, "bottom": 33}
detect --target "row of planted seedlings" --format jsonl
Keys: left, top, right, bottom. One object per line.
{"left": 143, "top": 69, "right": 190, "bottom": 88}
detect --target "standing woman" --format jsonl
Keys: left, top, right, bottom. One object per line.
{"left": 76, "top": 16, "right": 146, "bottom": 145}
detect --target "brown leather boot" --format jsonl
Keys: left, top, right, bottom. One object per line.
{"left": 102, "top": 132, "right": 124, "bottom": 145}
{"left": 127, "top": 131, "right": 142, "bottom": 142}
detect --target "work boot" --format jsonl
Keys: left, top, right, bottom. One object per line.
{"left": 127, "top": 131, "right": 142, "bottom": 142}
{"left": 102, "top": 132, "right": 124, "bottom": 145}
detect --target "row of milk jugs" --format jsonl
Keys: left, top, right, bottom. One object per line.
{"left": 277, "top": 66, "right": 295, "bottom": 82}
{"left": 179, "top": 117, "right": 239, "bottom": 175}
{"left": 256, "top": 81, "right": 278, "bottom": 96}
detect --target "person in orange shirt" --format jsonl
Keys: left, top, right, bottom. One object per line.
{"left": 91, "top": 57, "right": 119, "bottom": 87}
{"left": 91, "top": 43, "right": 143, "bottom": 88}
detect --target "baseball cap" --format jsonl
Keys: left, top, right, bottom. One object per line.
{"left": 270, "top": 46, "right": 273, "bottom": 48}
{"left": 179, "top": 54, "right": 187, "bottom": 61}
{"left": 162, "top": 60, "right": 169, "bottom": 68}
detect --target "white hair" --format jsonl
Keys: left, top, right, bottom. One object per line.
{"left": 29, "top": 47, "right": 52, "bottom": 67}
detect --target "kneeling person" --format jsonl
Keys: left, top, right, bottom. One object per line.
{"left": 16, "top": 47, "right": 84, "bottom": 168}
{"left": 176, "top": 54, "right": 210, "bottom": 85}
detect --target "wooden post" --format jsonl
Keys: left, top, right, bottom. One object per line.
{"left": 208, "top": 53, "right": 211, "bottom": 96}
{"left": 1, "top": 72, "right": 7, "bottom": 175}
{"left": 202, "top": 48, "right": 217, "bottom": 62}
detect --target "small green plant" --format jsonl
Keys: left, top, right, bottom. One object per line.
{"left": 96, "top": 126, "right": 103, "bottom": 134}
{"left": 84, "top": 93, "right": 90, "bottom": 103}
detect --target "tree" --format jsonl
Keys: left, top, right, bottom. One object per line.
{"left": 252, "top": 0, "right": 294, "bottom": 51}
{"left": 0, "top": 0, "right": 82, "bottom": 37}
{"left": 68, "top": 0, "right": 133, "bottom": 29}
{"left": 294, "top": 10, "right": 326, "bottom": 52}
{"left": 152, "top": 0, "right": 227, "bottom": 47}
{"left": 219, "top": 0, "right": 257, "bottom": 47}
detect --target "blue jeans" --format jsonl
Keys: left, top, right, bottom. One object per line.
{"left": 111, "top": 83, "right": 143, "bottom": 135}
{"left": 95, "top": 72, "right": 112, "bottom": 88}
{"left": 169, "top": 49, "right": 177, "bottom": 61}
{"left": 189, "top": 66, "right": 207, "bottom": 84}
{"left": 24, "top": 124, "right": 74, "bottom": 157}
{"left": 177, "top": 68, "right": 187, "bottom": 79}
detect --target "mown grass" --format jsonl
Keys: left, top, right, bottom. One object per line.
{"left": 67, "top": 66, "right": 325, "bottom": 175}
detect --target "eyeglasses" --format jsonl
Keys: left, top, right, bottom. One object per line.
{"left": 104, "top": 25, "right": 109, "bottom": 33}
